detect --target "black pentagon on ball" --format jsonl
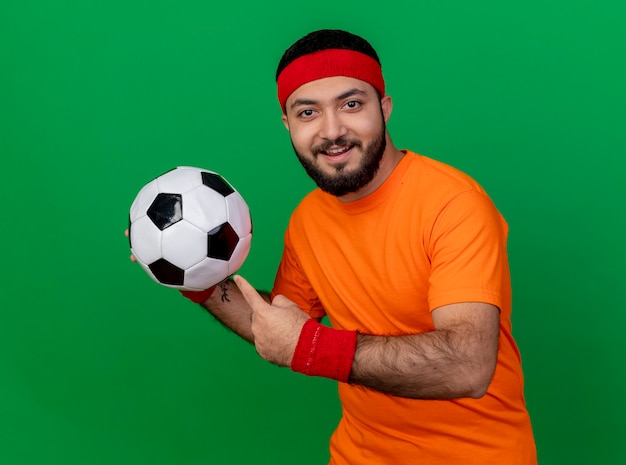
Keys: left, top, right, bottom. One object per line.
{"left": 207, "top": 223, "right": 239, "bottom": 260}
{"left": 148, "top": 193, "right": 183, "bottom": 230}
{"left": 201, "top": 172, "right": 234, "bottom": 197}
{"left": 127, "top": 214, "right": 132, "bottom": 248}
{"left": 148, "top": 258, "right": 185, "bottom": 285}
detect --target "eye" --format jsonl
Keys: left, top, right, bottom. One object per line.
{"left": 297, "top": 108, "right": 316, "bottom": 119}
{"left": 343, "top": 100, "right": 361, "bottom": 110}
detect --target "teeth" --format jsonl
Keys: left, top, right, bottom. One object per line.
{"left": 327, "top": 147, "right": 349, "bottom": 155}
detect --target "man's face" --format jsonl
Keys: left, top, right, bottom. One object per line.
{"left": 282, "top": 76, "right": 392, "bottom": 198}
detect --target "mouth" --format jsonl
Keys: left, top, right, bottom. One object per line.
{"left": 321, "top": 145, "right": 353, "bottom": 156}
{"left": 318, "top": 144, "right": 356, "bottom": 163}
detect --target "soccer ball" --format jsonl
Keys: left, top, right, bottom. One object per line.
{"left": 128, "top": 166, "right": 252, "bottom": 291}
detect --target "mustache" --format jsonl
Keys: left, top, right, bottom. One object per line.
{"left": 312, "top": 137, "right": 362, "bottom": 156}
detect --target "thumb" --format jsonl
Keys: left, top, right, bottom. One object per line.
{"left": 233, "top": 275, "right": 266, "bottom": 311}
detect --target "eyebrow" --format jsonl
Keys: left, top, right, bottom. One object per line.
{"left": 289, "top": 87, "right": 369, "bottom": 111}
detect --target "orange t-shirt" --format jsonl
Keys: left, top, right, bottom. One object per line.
{"left": 272, "top": 151, "right": 537, "bottom": 464}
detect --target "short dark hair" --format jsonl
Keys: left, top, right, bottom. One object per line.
{"left": 276, "top": 29, "right": 381, "bottom": 81}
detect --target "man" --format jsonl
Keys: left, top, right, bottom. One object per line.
{"left": 153, "top": 29, "right": 537, "bottom": 463}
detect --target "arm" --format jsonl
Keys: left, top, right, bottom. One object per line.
{"left": 197, "top": 278, "right": 271, "bottom": 344}
{"left": 235, "top": 276, "right": 500, "bottom": 400}
{"left": 350, "top": 302, "right": 500, "bottom": 399}
{"left": 124, "top": 229, "right": 268, "bottom": 345}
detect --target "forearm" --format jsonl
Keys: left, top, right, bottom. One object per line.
{"left": 200, "top": 279, "right": 271, "bottom": 344}
{"left": 224, "top": 284, "right": 499, "bottom": 399}
{"left": 349, "top": 324, "right": 498, "bottom": 400}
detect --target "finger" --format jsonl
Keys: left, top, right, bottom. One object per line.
{"left": 271, "top": 294, "right": 297, "bottom": 308}
{"left": 125, "top": 229, "right": 136, "bottom": 262}
{"left": 233, "top": 275, "right": 266, "bottom": 311}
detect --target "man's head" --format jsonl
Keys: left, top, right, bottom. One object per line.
{"left": 276, "top": 30, "right": 393, "bottom": 199}
{"left": 276, "top": 29, "right": 385, "bottom": 112}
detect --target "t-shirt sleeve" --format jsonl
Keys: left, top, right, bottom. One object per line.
{"left": 271, "top": 226, "right": 327, "bottom": 319}
{"left": 427, "top": 190, "right": 510, "bottom": 311}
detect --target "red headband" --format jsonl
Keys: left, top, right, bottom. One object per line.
{"left": 277, "top": 48, "right": 385, "bottom": 111}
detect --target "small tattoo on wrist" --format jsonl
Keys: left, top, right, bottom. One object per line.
{"left": 219, "top": 279, "right": 230, "bottom": 303}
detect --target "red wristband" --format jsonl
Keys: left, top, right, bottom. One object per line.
{"left": 179, "top": 286, "right": 216, "bottom": 304}
{"left": 290, "top": 319, "right": 357, "bottom": 383}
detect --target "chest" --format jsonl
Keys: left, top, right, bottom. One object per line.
{"left": 296, "top": 203, "right": 436, "bottom": 334}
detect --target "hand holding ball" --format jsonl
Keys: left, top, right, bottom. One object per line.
{"left": 128, "top": 167, "right": 252, "bottom": 291}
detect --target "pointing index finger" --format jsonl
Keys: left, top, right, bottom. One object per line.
{"left": 233, "top": 275, "right": 265, "bottom": 310}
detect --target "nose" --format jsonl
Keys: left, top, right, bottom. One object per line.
{"left": 319, "top": 111, "right": 347, "bottom": 141}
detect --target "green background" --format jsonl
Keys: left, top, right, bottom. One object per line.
{"left": 1, "top": 1, "right": 624, "bottom": 463}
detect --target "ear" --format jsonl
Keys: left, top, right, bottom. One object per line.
{"left": 381, "top": 95, "right": 393, "bottom": 123}
{"left": 281, "top": 113, "right": 290, "bottom": 131}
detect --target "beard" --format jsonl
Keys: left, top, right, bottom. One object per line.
{"left": 292, "top": 122, "right": 387, "bottom": 197}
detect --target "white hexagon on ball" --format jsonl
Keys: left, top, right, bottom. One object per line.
{"left": 161, "top": 220, "right": 209, "bottom": 269}
{"left": 183, "top": 184, "right": 229, "bottom": 232}
{"left": 130, "top": 215, "right": 163, "bottom": 264}
{"left": 156, "top": 167, "right": 204, "bottom": 194}
{"left": 225, "top": 193, "right": 252, "bottom": 237}
{"left": 184, "top": 257, "right": 230, "bottom": 291}
{"left": 129, "top": 180, "right": 160, "bottom": 223}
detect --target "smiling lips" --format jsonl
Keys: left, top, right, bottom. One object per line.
{"left": 319, "top": 145, "right": 355, "bottom": 164}
{"left": 314, "top": 137, "right": 362, "bottom": 163}
{"left": 323, "top": 145, "right": 353, "bottom": 156}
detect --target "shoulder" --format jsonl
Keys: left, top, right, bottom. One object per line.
{"left": 398, "top": 151, "right": 498, "bottom": 220}
{"left": 404, "top": 151, "right": 487, "bottom": 195}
